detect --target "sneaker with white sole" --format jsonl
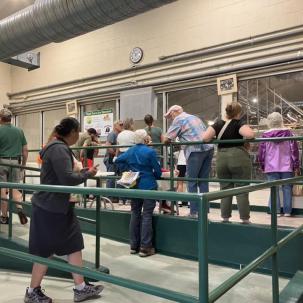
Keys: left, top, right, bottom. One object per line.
{"left": 24, "top": 286, "right": 52, "bottom": 303}
{"left": 73, "top": 283, "right": 104, "bottom": 302}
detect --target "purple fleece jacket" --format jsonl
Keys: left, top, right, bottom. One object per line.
{"left": 257, "top": 129, "right": 300, "bottom": 173}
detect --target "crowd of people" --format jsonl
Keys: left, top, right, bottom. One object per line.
{"left": 0, "top": 102, "right": 300, "bottom": 302}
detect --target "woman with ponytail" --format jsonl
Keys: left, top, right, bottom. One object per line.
{"left": 25, "top": 117, "right": 103, "bottom": 303}
{"left": 203, "top": 102, "right": 255, "bottom": 224}
{"left": 144, "top": 114, "right": 164, "bottom": 154}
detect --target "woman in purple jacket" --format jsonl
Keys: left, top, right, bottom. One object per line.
{"left": 258, "top": 112, "right": 300, "bottom": 216}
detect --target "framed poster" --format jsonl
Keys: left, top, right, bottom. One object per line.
{"left": 66, "top": 100, "right": 77, "bottom": 115}
{"left": 84, "top": 109, "right": 113, "bottom": 137}
{"left": 217, "top": 74, "right": 238, "bottom": 95}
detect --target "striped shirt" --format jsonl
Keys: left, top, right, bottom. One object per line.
{"left": 166, "top": 112, "right": 213, "bottom": 158}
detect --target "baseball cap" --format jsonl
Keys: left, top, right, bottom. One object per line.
{"left": 0, "top": 108, "right": 12, "bottom": 117}
{"left": 164, "top": 105, "right": 183, "bottom": 118}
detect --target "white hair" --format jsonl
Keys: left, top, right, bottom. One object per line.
{"left": 267, "top": 112, "right": 283, "bottom": 129}
{"left": 134, "top": 129, "right": 148, "bottom": 144}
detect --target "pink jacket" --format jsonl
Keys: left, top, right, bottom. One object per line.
{"left": 257, "top": 129, "right": 300, "bottom": 173}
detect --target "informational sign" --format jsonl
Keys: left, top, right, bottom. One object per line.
{"left": 83, "top": 109, "right": 113, "bottom": 137}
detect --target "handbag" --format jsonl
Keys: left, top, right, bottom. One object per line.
{"left": 292, "top": 184, "right": 303, "bottom": 196}
{"left": 117, "top": 171, "right": 140, "bottom": 188}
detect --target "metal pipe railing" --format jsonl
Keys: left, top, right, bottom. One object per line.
{"left": 0, "top": 176, "right": 302, "bottom": 302}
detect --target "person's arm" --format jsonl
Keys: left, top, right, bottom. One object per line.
{"left": 289, "top": 133, "right": 300, "bottom": 172}
{"left": 257, "top": 139, "right": 266, "bottom": 171}
{"left": 239, "top": 125, "right": 255, "bottom": 139}
{"left": 21, "top": 145, "right": 28, "bottom": 166}
{"left": 164, "top": 121, "right": 181, "bottom": 143}
{"left": 51, "top": 146, "right": 92, "bottom": 186}
{"left": 115, "top": 150, "right": 129, "bottom": 164}
{"left": 150, "top": 150, "right": 162, "bottom": 179}
{"left": 105, "top": 132, "right": 117, "bottom": 156}
{"left": 202, "top": 126, "right": 216, "bottom": 142}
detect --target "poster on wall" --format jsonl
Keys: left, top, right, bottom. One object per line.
{"left": 84, "top": 109, "right": 113, "bottom": 137}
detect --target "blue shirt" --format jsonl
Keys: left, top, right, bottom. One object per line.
{"left": 115, "top": 144, "right": 162, "bottom": 190}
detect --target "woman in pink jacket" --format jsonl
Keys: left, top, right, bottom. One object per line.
{"left": 258, "top": 112, "right": 300, "bottom": 216}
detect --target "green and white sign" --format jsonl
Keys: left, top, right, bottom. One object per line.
{"left": 84, "top": 109, "right": 113, "bottom": 137}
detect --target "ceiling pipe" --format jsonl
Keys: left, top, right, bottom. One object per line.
{"left": 159, "top": 24, "right": 303, "bottom": 62}
{"left": 8, "top": 25, "right": 303, "bottom": 98}
{"left": 0, "top": 0, "right": 176, "bottom": 61}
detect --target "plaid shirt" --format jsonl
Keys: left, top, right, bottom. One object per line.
{"left": 166, "top": 112, "right": 213, "bottom": 159}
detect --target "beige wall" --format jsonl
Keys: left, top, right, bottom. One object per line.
{"left": 0, "top": 62, "right": 11, "bottom": 104}
{"left": 10, "top": 0, "right": 303, "bottom": 93}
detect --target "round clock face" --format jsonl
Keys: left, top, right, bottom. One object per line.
{"left": 130, "top": 47, "right": 143, "bottom": 64}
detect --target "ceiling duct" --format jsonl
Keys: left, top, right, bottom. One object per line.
{"left": 0, "top": 0, "right": 176, "bottom": 61}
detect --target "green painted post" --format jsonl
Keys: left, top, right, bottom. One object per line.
{"left": 8, "top": 167, "right": 13, "bottom": 239}
{"left": 270, "top": 186, "right": 279, "bottom": 303}
{"left": 198, "top": 195, "right": 209, "bottom": 303}
{"left": 169, "top": 143, "right": 175, "bottom": 214}
{"left": 95, "top": 179, "right": 101, "bottom": 269}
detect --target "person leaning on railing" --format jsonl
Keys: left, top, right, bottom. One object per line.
{"left": 25, "top": 117, "right": 103, "bottom": 303}
{"left": 202, "top": 102, "right": 255, "bottom": 224}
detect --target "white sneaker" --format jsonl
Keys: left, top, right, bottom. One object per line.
{"left": 241, "top": 219, "right": 251, "bottom": 224}
{"left": 284, "top": 213, "right": 292, "bottom": 217}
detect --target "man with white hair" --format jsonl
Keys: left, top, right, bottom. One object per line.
{"left": 164, "top": 105, "right": 214, "bottom": 218}
{"left": 115, "top": 129, "right": 161, "bottom": 257}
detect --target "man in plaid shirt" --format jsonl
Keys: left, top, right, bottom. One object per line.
{"left": 164, "top": 105, "right": 214, "bottom": 217}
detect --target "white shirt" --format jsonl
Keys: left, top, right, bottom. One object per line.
{"left": 177, "top": 149, "right": 186, "bottom": 165}
{"left": 117, "top": 130, "right": 135, "bottom": 152}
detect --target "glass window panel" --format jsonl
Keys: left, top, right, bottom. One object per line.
{"left": 167, "top": 85, "right": 220, "bottom": 126}
{"left": 131, "top": 93, "right": 163, "bottom": 130}
{"left": 16, "top": 112, "right": 41, "bottom": 162}
{"left": 43, "top": 108, "right": 66, "bottom": 143}
{"left": 238, "top": 71, "right": 303, "bottom": 128}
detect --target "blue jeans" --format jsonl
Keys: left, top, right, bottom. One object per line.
{"left": 187, "top": 149, "right": 214, "bottom": 215}
{"left": 130, "top": 199, "right": 156, "bottom": 249}
{"left": 104, "top": 160, "right": 116, "bottom": 190}
{"left": 266, "top": 172, "right": 294, "bottom": 214}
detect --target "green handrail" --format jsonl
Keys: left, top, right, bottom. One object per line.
{"left": 208, "top": 225, "right": 303, "bottom": 302}
{"left": 0, "top": 176, "right": 301, "bottom": 302}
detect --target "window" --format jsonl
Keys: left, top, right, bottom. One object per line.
{"left": 16, "top": 112, "right": 41, "bottom": 162}
{"left": 167, "top": 85, "right": 220, "bottom": 126}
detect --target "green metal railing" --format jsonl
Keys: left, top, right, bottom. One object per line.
{"left": 0, "top": 136, "right": 301, "bottom": 301}
{"left": 0, "top": 177, "right": 302, "bottom": 302}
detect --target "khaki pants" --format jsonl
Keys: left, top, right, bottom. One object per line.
{"left": 216, "top": 147, "right": 251, "bottom": 220}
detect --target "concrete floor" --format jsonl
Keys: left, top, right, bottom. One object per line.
{"left": 0, "top": 223, "right": 290, "bottom": 303}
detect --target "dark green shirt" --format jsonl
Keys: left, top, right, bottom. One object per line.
{"left": 144, "top": 126, "right": 162, "bottom": 144}
{"left": 0, "top": 124, "right": 27, "bottom": 157}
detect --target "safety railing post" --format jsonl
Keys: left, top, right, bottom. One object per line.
{"left": 198, "top": 195, "right": 209, "bottom": 303}
{"left": 8, "top": 166, "right": 13, "bottom": 239}
{"left": 270, "top": 186, "right": 279, "bottom": 303}
{"left": 95, "top": 178, "right": 101, "bottom": 269}
{"left": 169, "top": 142, "right": 175, "bottom": 214}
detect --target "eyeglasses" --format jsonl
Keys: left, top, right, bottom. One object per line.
{"left": 119, "top": 123, "right": 124, "bottom": 126}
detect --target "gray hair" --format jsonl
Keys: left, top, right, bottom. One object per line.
{"left": 134, "top": 129, "right": 148, "bottom": 144}
{"left": 123, "top": 118, "right": 134, "bottom": 130}
{"left": 267, "top": 112, "right": 283, "bottom": 129}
